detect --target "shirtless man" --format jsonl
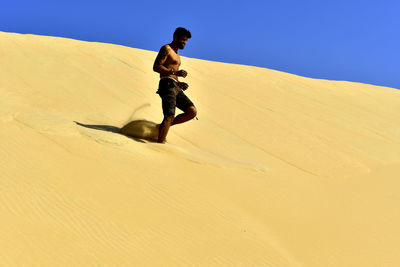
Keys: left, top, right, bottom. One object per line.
{"left": 153, "top": 27, "right": 197, "bottom": 143}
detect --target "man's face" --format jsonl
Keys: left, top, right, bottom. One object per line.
{"left": 177, "top": 36, "right": 188, "bottom": 49}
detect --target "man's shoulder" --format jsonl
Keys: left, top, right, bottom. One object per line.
{"left": 160, "top": 44, "right": 172, "bottom": 51}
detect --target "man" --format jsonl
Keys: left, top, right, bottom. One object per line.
{"left": 153, "top": 27, "right": 197, "bottom": 143}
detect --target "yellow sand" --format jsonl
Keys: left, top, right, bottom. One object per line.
{"left": 1, "top": 31, "right": 400, "bottom": 266}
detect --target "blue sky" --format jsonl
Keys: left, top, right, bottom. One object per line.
{"left": 2, "top": 0, "right": 400, "bottom": 89}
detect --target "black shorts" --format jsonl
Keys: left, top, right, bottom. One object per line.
{"left": 156, "top": 78, "right": 194, "bottom": 117}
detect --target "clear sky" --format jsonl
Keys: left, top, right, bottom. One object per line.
{"left": 2, "top": 0, "right": 400, "bottom": 89}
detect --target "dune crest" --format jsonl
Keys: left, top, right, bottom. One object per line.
{"left": 1, "top": 31, "right": 400, "bottom": 266}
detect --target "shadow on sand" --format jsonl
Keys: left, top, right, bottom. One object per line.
{"left": 74, "top": 120, "right": 160, "bottom": 143}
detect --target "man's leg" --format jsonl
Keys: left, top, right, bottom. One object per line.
{"left": 172, "top": 106, "right": 197, "bottom": 126}
{"left": 157, "top": 90, "right": 196, "bottom": 143}
{"left": 158, "top": 115, "right": 174, "bottom": 143}
{"left": 173, "top": 91, "right": 197, "bottom": 126}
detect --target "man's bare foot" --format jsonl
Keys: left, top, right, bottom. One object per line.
{"left": 156, "top": 123, "right": 168, "bottom": 143}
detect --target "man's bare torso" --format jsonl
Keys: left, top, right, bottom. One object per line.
{"left": 160, "top": 44, "right": 181, "bottom": 80}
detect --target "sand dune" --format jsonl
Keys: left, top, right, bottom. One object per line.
{"left": 1, "top": 31, "right": 400, "bottom": 266}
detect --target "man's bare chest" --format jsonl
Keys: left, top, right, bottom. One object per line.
{"left": 166, "top": 50, "right": 181, "bottom": 66}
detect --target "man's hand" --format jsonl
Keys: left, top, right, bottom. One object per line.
{"left": 176, "top": 69, "right": 188, "bottom": 78}
{"left": 178, "top": 82, "right": 189, "bottom": 90}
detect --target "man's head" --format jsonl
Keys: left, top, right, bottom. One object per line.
{"left": 173, "top": 27, "right": 191, "bottom": 49}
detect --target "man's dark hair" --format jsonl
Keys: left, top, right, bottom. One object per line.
{"left": 173, "top": 27, "right": 192, "bottom": 39}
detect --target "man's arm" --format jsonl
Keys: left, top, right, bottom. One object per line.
{"left": 153, "top": 45, "right": 174, "bottom": 76}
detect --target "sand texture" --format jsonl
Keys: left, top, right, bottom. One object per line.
{"left": 1, "top": 31, "right": 400, "bottom": 266}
